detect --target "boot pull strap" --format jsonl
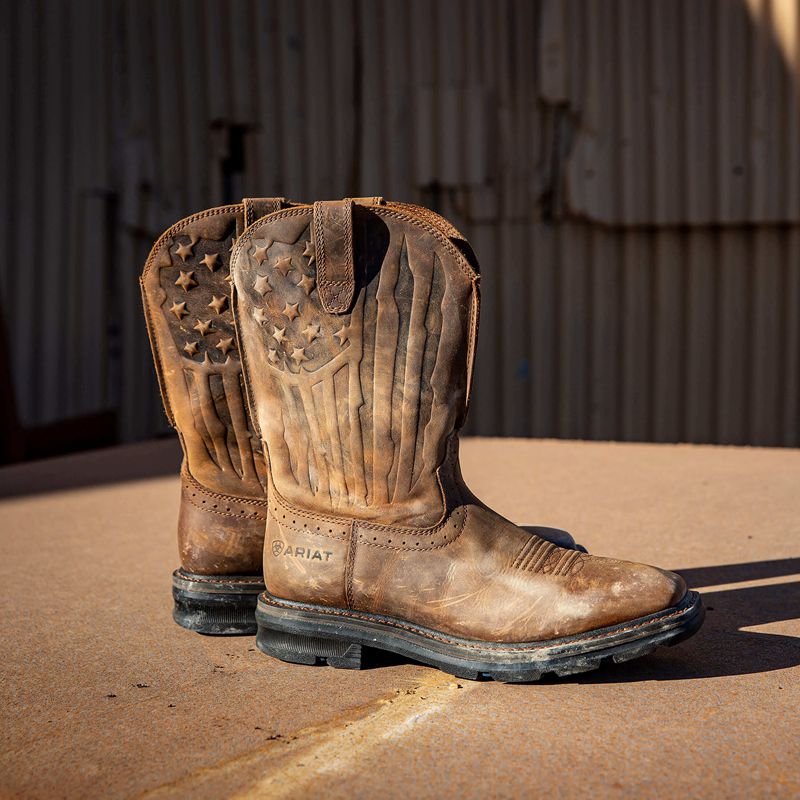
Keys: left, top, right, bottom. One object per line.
{"left": 313, "top": 199, "right": 356, "bottom": 314}
{"left": 346, "top": 196, "right": 385, "bottom": 206}
{"left": 242, "top": 197, "right": 288, "bottom": 229}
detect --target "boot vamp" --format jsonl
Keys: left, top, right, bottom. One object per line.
{"left": 352, "top": 504, "right": 686, "bottom": 643}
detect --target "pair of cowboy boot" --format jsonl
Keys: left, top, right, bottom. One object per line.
{"left": 143, "top": 198, "right": 703, "bottom": 680}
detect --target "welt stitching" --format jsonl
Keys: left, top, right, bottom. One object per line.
{"left": 261, "top": 596, "right": 692, "bottom": 652}
{"left": 345, "top": 522, "right": 357, "bottom": 609}
{"left": 179, "top": 574, "right": 263, "bottom": 585}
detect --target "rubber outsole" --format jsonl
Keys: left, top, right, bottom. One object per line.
{"left": 255, "top": 591, "right": 704, "bottom": 682}
{"left": 172, "top": 569, "right": 265, "bottom": 635}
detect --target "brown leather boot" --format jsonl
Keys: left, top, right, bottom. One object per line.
{"left": 141, "top": 197, "right": 297, "bottom": 634}
{"left": 232, "top": 199, "right": 703, "bottom": 680}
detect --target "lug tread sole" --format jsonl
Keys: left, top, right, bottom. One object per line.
{"left": 255, "top": 591, "right": 704, "bottom": 682}
{"left": 172, "top": 569, "right": 265, "bottom": 636}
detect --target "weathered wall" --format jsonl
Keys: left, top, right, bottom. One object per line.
{"left": 1, "top": 0, "right": 798, "bottom": 450}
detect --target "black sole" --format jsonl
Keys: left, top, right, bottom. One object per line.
{"left": 172, "top": 569, "right": 265, "bottom": 635}
{"left": 255, "top": 591, "right": 704, "bottom": 682}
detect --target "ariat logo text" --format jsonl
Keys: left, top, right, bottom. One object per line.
{"left": 271, "top": 540, "right": 333, "bottom": 562}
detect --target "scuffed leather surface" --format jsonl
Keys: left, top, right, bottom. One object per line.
{"left": 177, "top": 468, "right": 267, "bottom": 574}
{"left": 141, "top": 200, "right": 291, "bottom": 574}
{"left": 233, "top": 200, "right": 687, "bottom": 642}
{"left": 234, "top": 204, "right": 477, "bottom": 527}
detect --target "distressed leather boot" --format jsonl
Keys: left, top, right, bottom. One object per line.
{"left": 141, "top": 197, "right": 297, "bottom": 634}
{"left": 232, "top": 199, "right": 703, "bottom": 680}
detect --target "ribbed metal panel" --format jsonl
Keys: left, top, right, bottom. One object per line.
{"left": 1, "top": 0, "right": 798, "bottom": 449}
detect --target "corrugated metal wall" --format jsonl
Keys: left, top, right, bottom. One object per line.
{"left": 1, "top": 0, "right": 799, "bottom": 451}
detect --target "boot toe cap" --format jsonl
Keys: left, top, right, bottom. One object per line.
{"left": 558, "top": 558, "right": 689, "bottom": 636}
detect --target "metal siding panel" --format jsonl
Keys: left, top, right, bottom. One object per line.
{"left": 717, "top": 231, "right": 752, "bottom": 444}
{"left": 750, "top": 229, "right": 785, "bottom": 444}
{"left": 4, "top": 0, "right": 800, "bottom": 453}
{"left": 684, "top": 231, "right": 718, "bottom": 443}
{"left": 620, "top": 232, "right": 654, "bottom": 442}
{"left": 40, "top": 0, "right": 70, "bottom": 422}
{"left": 14, "top": 0, "right": 42, "bottom": 425}
{"left": 589, "top": 228, "right": 621, "bottom": 440}
{"left": 652, "top": 233, "right": 685, "bottom": 442}
{"left": 783, "top": 229, "right": 800, "bottom": 446}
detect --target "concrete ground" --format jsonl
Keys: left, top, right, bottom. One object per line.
{"left": 1, "top": 437, "right": 798, "bottom": 799}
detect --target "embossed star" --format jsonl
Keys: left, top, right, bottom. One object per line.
{"left": 175, "top": 240, "right": 194, "bottom": 262}
{"left": 175, "top": 270, "right": 197, "bottom": 291}
{"left": 169, "top": 301, "right": 188, "bottom": 320}
{"left": 334, "top": 324, "right": 351, "bottom": 346}
{"left": 268, "top": 349, "right": 281, "bottom": 365}
{"left": 193, "top": 319, "right": 213, "bottom": 336}
{"left": 303, "top": 240, "right": 316, "bottom": 265}
{"left": 253, "top": 307, "right": 269, "bottom": 326}
{"left": 254, "top": 274, "right": 272, "bottom": 296}
{"left": 301, "top": 323, "right": 320, "bottom": 343}
{"left": 253, "top": 244, "right": 269, "bottom": 264}
{"left": 274, "top": 256, "right": 293, "bottom": 277}
{"left": 208, "top": 295, "right": 228, "bottom": 314}
{"left": 282, "top": 302, "right": 300, "bottom": 322}
{"left": 296, "top": 274, "right": 315, "bottom": 295}
{"left": 183, "top": 341, "right": 199, "bottom": 357}
{"left": 290, "top": 346, "right": 309, "bottom": 365}
{"left": 217, "top": 337, "right": 235, "bottom": 355}
{"left": 200, "top": 252, "right": 219, "bottom": 271}
{"left": 272, "top": 326, "right": 286, "bottom": 344}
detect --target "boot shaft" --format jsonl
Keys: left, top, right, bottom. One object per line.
{"left": 141, "top": 198, "right": 295, "bottom": 499}
{"left": 232, "top": 200, "right": 481, "bottom": 528}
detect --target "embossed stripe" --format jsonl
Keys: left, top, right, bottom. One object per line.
{"left": 555, "top": 549, "right": 582, "bottom": 577}
{"left": 221, "top": 370, "right": 258, "bottom": 483}
{"left": 297, "top": 381, "right": 332, "bottom": 500}
{"left": 392, "top": 236, "right": 434, "bottom": 503}
{"left": 518, "top": 538, "right": 552, "bottom": 572}
{"left": 370, "top": 234, "right": 402, "bottom": 505}
{"left": 417, "top": 255, "right": 459, "bottom": 487}
{"left": 322, "top": 370, "right": 348, "bottom": 508}
{"left": 182, "top": 368, "right": 218, "bottom": 469}
{"left": 511, "top": 536, "right": 538, "bottom": 569}
{"left": 527, "top": 542, "right": 560, "bottom": 574}
{"left": 347, "top": 293, "right": 368, "bottom": 504}
{"left": 193, "top": 369, "right": 236, "bottom": 474}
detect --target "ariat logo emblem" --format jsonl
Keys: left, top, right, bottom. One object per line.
{"left": 271, "top": 540, "right": 333, "bottom": 562}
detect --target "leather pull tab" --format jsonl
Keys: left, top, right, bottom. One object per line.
{"left": 346, "top": 196, "right": 385, "bottom": 206}
{"left": 242, "top": 197, "right": 287, "bottom": 230}
{"left": 313, "top": 200, "right": 355, "bottom": 314}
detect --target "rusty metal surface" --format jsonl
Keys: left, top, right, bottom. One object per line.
{"left": 1, "top": 438, "right": 798, "bottom": 798}
{"left": 1, "top": 0, "right": 799, "bottom": 449}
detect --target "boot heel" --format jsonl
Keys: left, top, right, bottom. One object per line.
{"left": 256, "top": 626, "right": 363, "bottom": 670}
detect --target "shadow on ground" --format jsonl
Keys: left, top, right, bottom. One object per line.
{"left": 0, "top": 437, "right": 182, "bottom": 499}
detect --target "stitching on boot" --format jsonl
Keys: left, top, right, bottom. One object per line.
{"left": 183, "top": 469, "right": 269, "bottom": 507}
